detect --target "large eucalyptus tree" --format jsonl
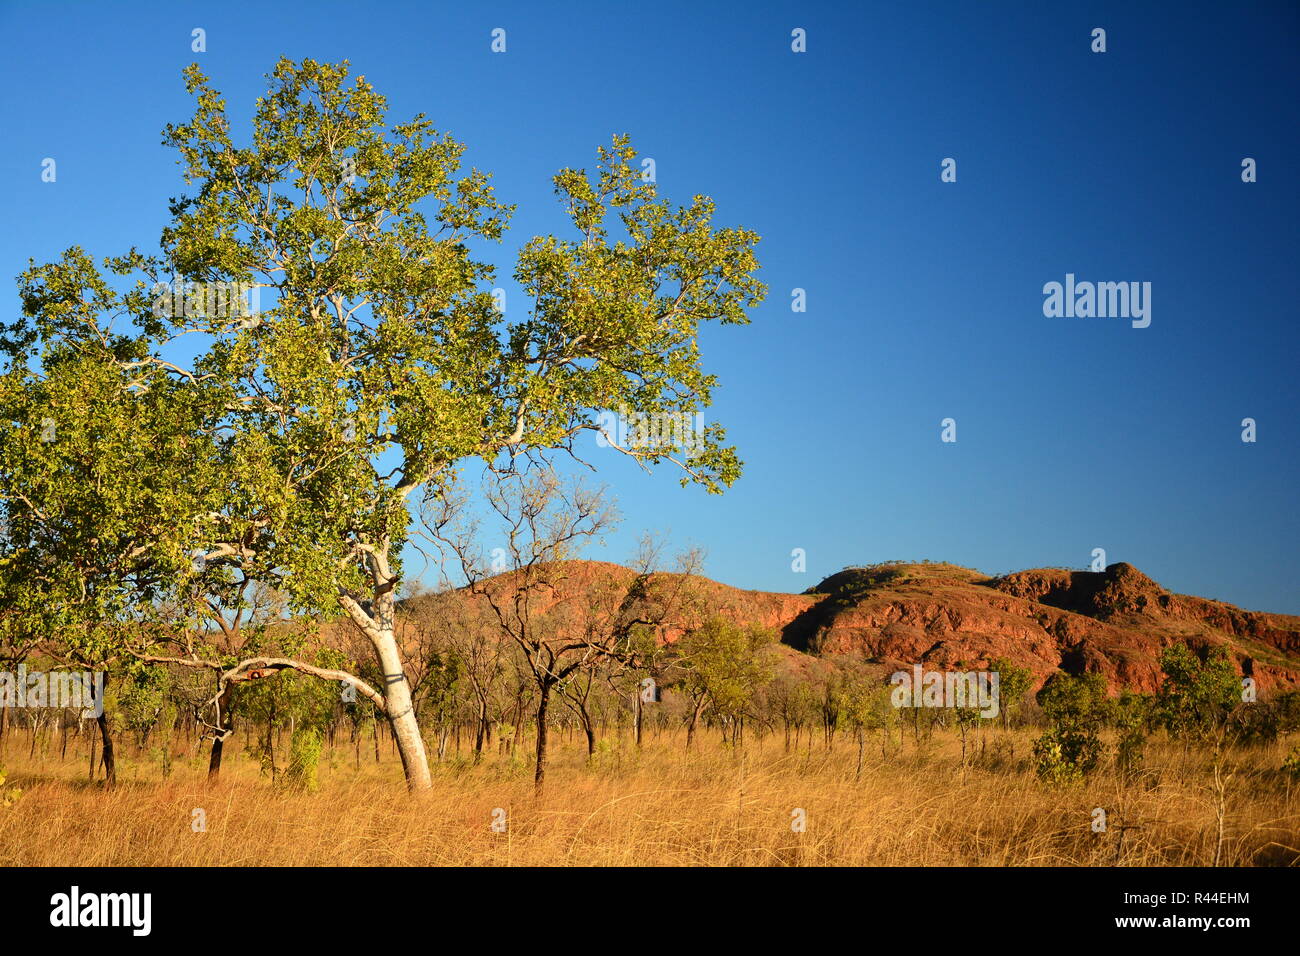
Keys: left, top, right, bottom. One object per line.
{"left": 0, "top": 57, "right": 764, "bottom": 791}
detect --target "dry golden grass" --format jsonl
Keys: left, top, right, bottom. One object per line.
{"left": 1, "top": 727, "right": 1297, "bottom": 866}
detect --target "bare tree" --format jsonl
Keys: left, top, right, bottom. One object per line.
{"left": 427, "top": 467, "right": 712, "bottom": 791}
{"left": 428, "top": 467, "right": 621, "bottom": 791}
{"left": 410, "top": 589, "right": 506, "bottom": 762}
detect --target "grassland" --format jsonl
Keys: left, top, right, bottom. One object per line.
{"left": 1, "top": 726, "right": 1296, "bottom": 866}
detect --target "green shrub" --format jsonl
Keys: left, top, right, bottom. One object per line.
{"left": 0, "top": 766, "right": 20, "bottom": 808}
{"left": 1282, "top": 744, "right": 1300, "bottom": 782}
{"left": 1113, "top": 690, "right": 1151, "bottom": 781}
{"left": 1155, "top": 644, "right": 1239, "bottom": 740}
{"left": 1033, "top": 672, "right": 1110, "bottom": 783}
{"left": 286, "top": 727, "right": 323, "bottom": 793}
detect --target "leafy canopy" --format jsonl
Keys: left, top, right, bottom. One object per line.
{"left": 1, "top": 57, "right": 766, "bottom": 641}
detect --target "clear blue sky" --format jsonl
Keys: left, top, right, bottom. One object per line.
{"left": 2, "top": 1, "right": 1297, "bottom": 612}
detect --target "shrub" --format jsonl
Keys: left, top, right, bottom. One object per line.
{"left": 286, "top": 727, "right": 323, "bottom": 793}
{"left": 1113, "top": 690, "right": 1151, "bottom": 781}
{"left": 1282, "top": 744, "right": 1300, "bottom": 783}
{"left": 1033, "top": 672, "right": 1110, "bottom": 783}
{"left": 0, "top": 766, "right": 20, "bottom": 808}
{"left": 1155, "top": 644, "right": 1239, "bottom": 740}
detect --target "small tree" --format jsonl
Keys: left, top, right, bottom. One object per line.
{"left": 430, "top": 468, "right": 697, "bottom": 791}
{"left": 767, "top": 672, "right": 818, "bottom": 753}
{"left": 1155, "top": 644, "right": 1240, "bottom": 743}
{"left": 676, "top": 616, "right": 775, "bottom": 749}
{"left": 1112, "top": 690, "right": 1152, "bottom": 783}
{"left": 1033, "top": 672, "right": 1111, "bottom": 784}
{"left": 836, "top": 665, "right": 892, "bottom": 778}
{"left": 286, "top": 726, "right": 324, "bottom": 792}
{"left": 987, "top": 656, "right": 1034, "bottom": 730}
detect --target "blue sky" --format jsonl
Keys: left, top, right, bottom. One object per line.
{"left": 2, "top": 1, "right": 1297, "bottom": 612}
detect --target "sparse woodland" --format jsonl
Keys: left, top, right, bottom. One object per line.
{"left": 1, "top": 57, "right": 1297, "bottom": 868}
{"left": 1, "top": 562, "right": 1299, "bottom": 866}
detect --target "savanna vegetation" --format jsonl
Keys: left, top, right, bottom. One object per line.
{"left": 2, "top": 625, "right": 1298, "bottom": 866}
{"left": 1, "top": 58, "right": 1296, "bottom": 868}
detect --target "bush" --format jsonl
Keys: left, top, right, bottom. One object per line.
{"left": 1033, "top": 729, "right": 1089, "bottom": 785}
{"left": 0, "top": 766, "right": 20, "bottom": 808}
{"left": 1155, "top": 644, "right": 1239, "bottom": 740}
{"left": 286, "top": 727, "right": 323, "bottom": 793}
{"left": 1113, "top": 691, "right": 1151, "bottom": 781}
{"left": 1033, "top": 672, "right": 1110, "bottom": 783}
{"left": 1282, "top": 745, "right": 1300, "bottom": 783}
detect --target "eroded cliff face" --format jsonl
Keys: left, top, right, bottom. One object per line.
{"left": 799, "top": 562, "right": 1300, "bottom": 693}
{"left": 397, "top": 560, "right": 1300, "bottom": 694}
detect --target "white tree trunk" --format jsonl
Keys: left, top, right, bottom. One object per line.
{"left": 340, "top": 544, "right": 433, "bottom": 792}
{"left": 371, "top": 626, "right": 432, "bottom": 791}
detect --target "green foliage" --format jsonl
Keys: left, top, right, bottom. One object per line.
{"left": 286, "top": 726, "right": 323, "bottom": 792}
{"left": 1032, "top": 730, "right": 1086, "bottom": 785}
{"left": 1155, "top": 644, "right": 1240, "bottom": 740}
{"left": 835, "top": 667, "right": 894, "bottom": 736}
{"left": 987, "top": 656, "right": 1033, "bottom": 728}
{"left": 1282, "top": 744, "right": 1300, "bottom": 783}
{"left": 0, "top": 766, "right": 20, "bottom": 808}
{"left": 678, "top": 617, "right": 776, "bottom": 726}
{"left": 118, "top": 666, "right": 177, "bottom": 744}
{"left": 1113, "top": 690, "right": 1151, "bottom": 781}
{"left": 1033, "top": 672, "right": 1110, "bottom": 783}
{"left": 415, "top": 646, "right": 465, "bottom": 728}
{"left": 0, "top": 59, "right": 765, "bottom": 756}
{"left": 239, "top": 649, "right": 343, "bottom": 736}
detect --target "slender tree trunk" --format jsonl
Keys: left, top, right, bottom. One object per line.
{"left": 88, "top": 674, "right": 116, "bottom": 790}
{"left": 534, "top": 680, "right": 553, "bottom": 794}
{"left": 208, "top": 730, "right": 225, "bottom": 778}
{"left": 267, "top": 699, "right": 276, "bottom": 784}
{"left": 581, "top": 705, "right": 596, "bottom": 758}
{"left": 511, "top": 696, "right": 524, "bottom": 758}
{"left": 473, "top": 698, "right": 488, "bottom": 762}
{"left": 686, "top": 698, "right": 706, "bottom": 751}
{"left": 340, "top": 549, "right": 434, "bottom": 793}
{"left": 96, "top": 710, "right": 116, "bottom": 790}
{"left": 208, "top": 683, "right": 234, "bottom": 780}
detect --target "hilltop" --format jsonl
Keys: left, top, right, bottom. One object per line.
{"left": 402, "top": 560, "right": 1300, "bottom": 694}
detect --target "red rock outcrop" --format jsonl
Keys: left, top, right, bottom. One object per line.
{"left": 803, "top": 562, "right": 1300, "bottom": 693}
{"left": 398, "top": 560, "right": 1300, "bottom": 695}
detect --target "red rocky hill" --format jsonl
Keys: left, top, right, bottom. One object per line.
{"left": 402, "top": 560, "right": 1300, "bottom": 694}
{"left": 796, "top": 561, "right": 1300, "bottom": 693}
